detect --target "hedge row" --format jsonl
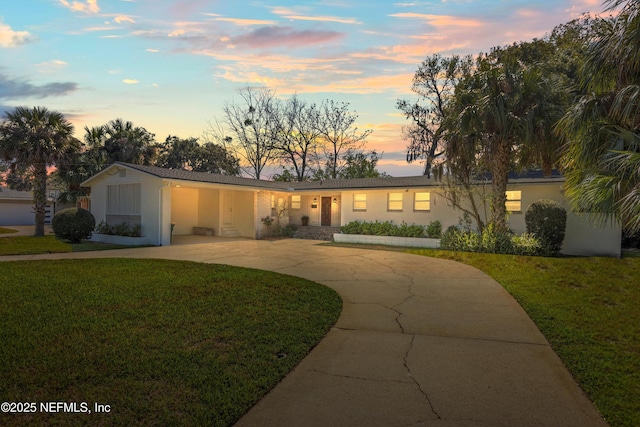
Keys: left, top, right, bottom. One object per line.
{"left": 340, "top": 220, "right": 442, "bottom": 238}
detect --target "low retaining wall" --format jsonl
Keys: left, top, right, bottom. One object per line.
{"left": 90, "top": 233, "right": 154, "bottom": 246}
{"left": 333, "top": 233, "right": 440, "bottom": 248}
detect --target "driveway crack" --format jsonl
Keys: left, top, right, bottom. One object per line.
{"left": 404, "top": 334, "right": 441, "bottom": 420}
{"left": 310, "top": 369, "right": 412, "bottom": 385}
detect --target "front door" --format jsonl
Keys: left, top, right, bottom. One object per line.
{"left": 321, "top": 197, "right": 332, "bottom": 226}
{"left": 223, "top": 193, "right": 233, "bottom": 225}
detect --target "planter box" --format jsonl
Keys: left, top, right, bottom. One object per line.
{"left": 333, "top": 233, "right": 440, "bottom": 248}
{"left": 90, "top": 233, "right": 153, "bottom": 246}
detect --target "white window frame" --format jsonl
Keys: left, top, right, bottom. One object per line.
{"left": 353, "top": 194, "right": 367, "bottom": 211}
{"left": 107, "top": 183, "right": 141, "bottom": 215}
{"left": 505, "top": 190, "right": 522, "bottom": 212}
{"left": 414, "top": 192, "right": 431, "bottom": 211}
{"left": 291, "top": 195, "right": 301, "bottom": 209}
{"left": 387, "top": 192, "right": 403, "bottom": 211}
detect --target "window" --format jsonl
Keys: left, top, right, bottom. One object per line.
{"left": 107, "top": 183, "right": 141, "bottom": 215}
{"left": 271, "top": 194, "right": 275, "bottom": 209}
{"left": 353, "top": 194, "right": 367, "bottom": 211}
{"left": 388, "top": 193, "right": 403, "bottom": 211}
{"left": 414, "top": 192, "right": 431, "bottom": 211}
{"left": 505, "top": 190, "right": 522, "bottom": 212}
{"left": 291, "top": 195, "right": 301, "bottom": 209}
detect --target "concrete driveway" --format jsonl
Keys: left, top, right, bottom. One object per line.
{"left": 0, "top": 237, "right": 607, "bottom": 426}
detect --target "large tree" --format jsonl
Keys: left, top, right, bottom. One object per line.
{"left": 337, "top": 150, "right": 386, "bottom": 179}
{"left": 558, "top": 0, "right": 640, "bottom": 232}
{"left": 222, "top": 87, "right": 279, "bottom": 179}
{"left": 101, "top": 118, "right": 158, "bottom": 165}
{"left": 316, "top": 100, "right": 372, "bottom": 179}
{"left": 452, "top": 51, "right": 567, "bottom": 231}
{"left": 157, "top": 135, "right": 240, "bottom": 175}
{"left": 397, "top": 54, "right": 473, "bottom": 177}
{"left": 271, "top": 94, "right": 321, "bottom": 182}
{"left": 54, "top": 120, "right": 158, "bottom": 203}
{"left": 0, "top": 106, "right": 80, "bottom": 236}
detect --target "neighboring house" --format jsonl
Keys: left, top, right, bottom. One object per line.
{"left": 81, "top": 162, "right": 622, "bottom": 257}
{"left": 0, "top": 187, "right": 56, "bottom": 226}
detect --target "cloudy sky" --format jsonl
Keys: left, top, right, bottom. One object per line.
{"left": 1, "top": 0, "right": 604, "bottom": 176}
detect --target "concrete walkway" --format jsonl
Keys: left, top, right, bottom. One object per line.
{"left": 0, "top": 225, "right": 53, "bottom": 237}
{"left": 0, "top": 237, "right": 607, "bottom": 426}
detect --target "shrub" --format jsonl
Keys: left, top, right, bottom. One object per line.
{"left": 278, "top": 224, "right": 297, "bottom": 238}
{"left": 339, "top": 220, "right": 441, "bottom": 238}
{"left": 340, "top": 220, "right": 362, "bottom": 235}
{"left": 511, "top": 233, "right": 544, "bottom": 256}
{"left": 95, "top": 221, "right": 141, "bottom": 237}
{"left": 440, "top": 226, "right": 470, "bottom": 251}
{"left": 52, "top": 208, "right": 96, "bottom": 243}
{"left": 425, "top": 220, "right": 442, "bottom": 238}
{"left": 440, "top": 224, "right": 545, "bottom": 256}
{"left": 525, "top": 199, "right": 567, "bottom": 254}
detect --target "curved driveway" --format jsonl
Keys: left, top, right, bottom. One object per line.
{"left": 1, "top": 236, "right": 606, "bottom": 426}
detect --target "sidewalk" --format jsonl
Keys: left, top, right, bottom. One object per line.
{"left": 0, "top": 238, "right": 607, "bottom": 426}
{"left": 0, "top": 225, "right": 53, "bottom": 237}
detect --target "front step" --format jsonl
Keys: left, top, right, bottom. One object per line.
{"left": 220, "top": 226, "right": 241, "bottom": 237}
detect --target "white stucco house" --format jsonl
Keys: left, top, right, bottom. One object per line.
{"left": 80, "top": 162, "right": 622, "bottom": 257}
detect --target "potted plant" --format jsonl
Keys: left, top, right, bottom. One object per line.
{"left": 301, "top": 215, "right": 309, "bottom": 226}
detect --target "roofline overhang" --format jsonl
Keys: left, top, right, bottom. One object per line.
{"left": 81, "top": 162, "right": 565, "bottom": 192}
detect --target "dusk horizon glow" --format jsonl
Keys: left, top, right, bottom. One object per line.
{"left": 1, "top": 0, "right": 603, "bottom": 177}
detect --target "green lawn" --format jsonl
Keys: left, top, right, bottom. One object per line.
{"left": 0, "top": 235, "right": 149, "bottom": 256}
{"left": 406, "top": 248, "right": 639, "bottom": 427}
{"left": 0, "top": 259, "right": 341, "bottom": 426}
{"left": 0, "top": 235, "right": 72, "bottom": 255}
{"left": 0, "top": 227, "right": 19, "bottom": 234}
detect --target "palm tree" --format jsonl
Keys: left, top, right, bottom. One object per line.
{"left": 558, "top": 0, "right": 640, "bottom": 232}
{"left": 102, "top": 118, "right": 158, "bottom": 165}
{"left": 452, "top": 54, "right": 565, "bottom": 231}
{"left": 0, "top": 106, "right": 80, "bottom": 236}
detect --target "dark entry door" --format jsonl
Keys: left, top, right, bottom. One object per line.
{"left": 321, "top": 197, "right": 332, "bottom": 226}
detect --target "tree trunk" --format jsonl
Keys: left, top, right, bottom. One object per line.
{"left": 33, "top": 161, "right": 48, "bottom": 237}
{"left": 490, "top": 139, "right": 510, "bottom": 232}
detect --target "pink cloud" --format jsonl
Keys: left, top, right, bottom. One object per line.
{"left": 231, "top": 26, "right": 343, "bottom": 49}
{"left": 390, "top": 13, "right": 484, "bottom": 27}
{"left": 213, "top": 17, "right": 277, "bottom": 26}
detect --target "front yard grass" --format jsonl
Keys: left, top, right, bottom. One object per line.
{"left": 0, "top": 235, "right": 72, "bottom": 255}
{"left": 0, "top": 227, "right": 18, "bottom": 234}
{"left": 0, "top": 258, "right": 342, "bottom": 426}
{"left": 0, "top": 235, "right": 149, "bottom": 256}
{"left": 407, "top": 248, "right": 639, "bottom": 427}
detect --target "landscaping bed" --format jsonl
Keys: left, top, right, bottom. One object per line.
{"left": 334, "top": 233, "right": 440, "bottom": 248}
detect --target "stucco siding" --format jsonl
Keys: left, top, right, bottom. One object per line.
{"left": 289, "top": 194, "right": 341, "bottom": 226}
{"left": 505, "top": 182, "right": 564, "bottom": 233}
{"left": 562, "top": 214, "right": 621, "bottom": 257}
{"left": 197, "top": 188, "right": 220, "bottom": 231}
{"left": 89, "top": 167, "right": 161, "bottom": 243}
{"left": 341, "top": 189, "right": 454, "bottom": 229}
{"left": 171, "top": 188, "right": 199, "bottom": 235}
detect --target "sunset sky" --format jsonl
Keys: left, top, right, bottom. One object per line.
{"left": 1, "top": 0, "right": 604, "bottom": 176}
